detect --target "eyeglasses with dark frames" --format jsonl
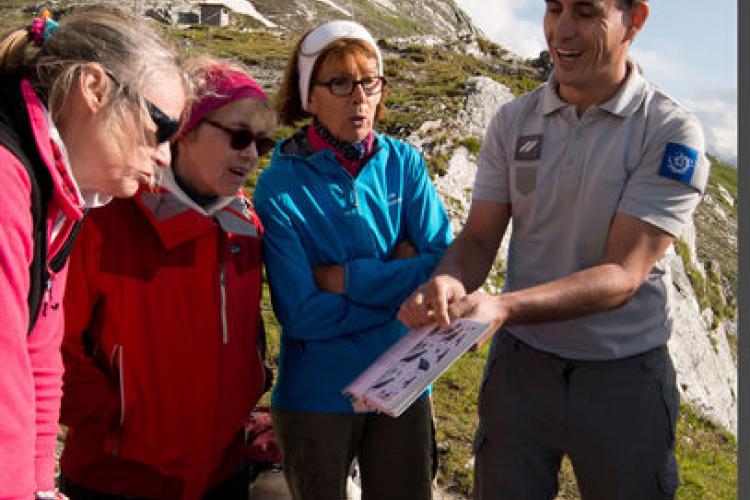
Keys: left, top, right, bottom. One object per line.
{"left": 106, "top": 72, "right": 180, "bottom": 145}
{"left": 203, "top": 119, "right": 276, "bottom": 156}
{"left": 311, "top": 76, "right": 386, "bottom": 97}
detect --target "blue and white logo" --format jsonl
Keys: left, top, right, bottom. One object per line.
{"left": 659, "top": 142, "right": 698, "bottom": 185}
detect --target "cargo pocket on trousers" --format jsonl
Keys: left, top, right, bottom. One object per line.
{"left": 657, "top": 453, "right": 679, "bottom": 497}
{"left": 658, "top": 378, "right": 679, "bottom": 447}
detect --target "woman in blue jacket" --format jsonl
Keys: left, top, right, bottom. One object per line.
{"left": 253, "top": 20, "right": 452, "bottom": 500}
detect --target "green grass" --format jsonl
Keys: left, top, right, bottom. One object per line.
{"left": 0, "top": 1, "right": 29, "bottom": 34}
{"left": 690, "top": 155, "right": 737, "bottom": 329}
{"left": 460, "top": 137, "right": 482, "bottom": 154}
{"left": 432, "top": 345, "right": 489, "bottom": 493}
{"left": 169, "top": 27, "right": 291, "bottom": 65}
{"left": 675, "top": 405, "right": 737, "bottom": 499}
{"left": 707, "top": 155, "right": 737, "bottom": 201}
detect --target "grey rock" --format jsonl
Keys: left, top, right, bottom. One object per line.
{"left": 456, "top": 76, "right": 514, "bottom": 138}
{"left": 668, "top": 252, "right": 737, "bottom": 435}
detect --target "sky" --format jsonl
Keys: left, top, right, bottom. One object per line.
{"left": 454, "top": 0, "right": 738, "bottom": 164}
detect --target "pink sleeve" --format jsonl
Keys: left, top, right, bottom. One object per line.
{"left": 28, "top": 267, "right": 66, "bottom": 492}
{"left": 0, "top": 148, "right": 38, "bottom": 498}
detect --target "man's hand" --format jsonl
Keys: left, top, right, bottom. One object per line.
{"left": 447, "top": 291, "right": 509, "bottom": 350}
{"left": 398, "top": 274, "right": 467, "bottom": 329}
{"left": 312, "top": 265, "right": 345, "bottom": 294}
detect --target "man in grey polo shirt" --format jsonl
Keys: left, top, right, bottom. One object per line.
{"left": 399, "top": 0, "right": 709, "bottom": 498}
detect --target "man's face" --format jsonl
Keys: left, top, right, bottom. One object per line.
{"left": 543, "top": 0, "right": 634, "bottom": 96}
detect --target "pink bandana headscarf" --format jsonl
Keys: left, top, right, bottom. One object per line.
{"left": 180, "top": 66, "right": 268, "bottom": 138}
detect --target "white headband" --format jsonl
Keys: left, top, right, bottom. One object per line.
{"left": 297, "top": 20, "right": 383, "bottom": 112}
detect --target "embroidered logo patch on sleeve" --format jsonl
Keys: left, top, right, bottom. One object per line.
{"left": 659, "top": 142, "right": 698, "bottom": 184}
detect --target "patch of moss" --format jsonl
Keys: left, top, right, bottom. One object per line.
{"left": 707, "top": 155, "right": 737, "bottom": 200}
{"left": 427, "top": 152, "right": 450, "bottom": 178}
{"left": 460, "top": 137, "right": 482, "bottom": 155}
{"left": 497, "top": 73, "right": 542, "bottom": 96}
{"left": 169, "top": 27, "right": 290, "bottom": 65}
{"left": 674, "top": 240, "right": 711, "bottom": 313}
{"left": 475, "top": 36, "right": 508, "bottom": 58}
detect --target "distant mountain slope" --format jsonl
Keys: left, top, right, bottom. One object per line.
{"left": 248, "top": 0, "right": 480, "bottom": 38}
{"left": 5, "top": 0, "right": 481, "bottom": 39}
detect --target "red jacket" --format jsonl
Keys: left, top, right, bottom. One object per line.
{"left": 60, "top": 182, "right": 266, "bottom": 499}
{"left": 0, "top": 79, "right": 84, "bottom": 498}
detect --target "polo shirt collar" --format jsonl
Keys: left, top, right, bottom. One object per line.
{"left": 538, "top": 59, "right": 647, "bottom": 118}
{"left": 598, "top": 60, "right": 647, "bottom": 118}
{"left": 539, "top": 75, "right": 567, "bottom": 116}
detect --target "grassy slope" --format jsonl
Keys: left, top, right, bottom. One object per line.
{"left": 2, "top": 6, "right": 736, "bottom": 497}
{"left": 695, "top": 157, "right": 738, "bottom": 282}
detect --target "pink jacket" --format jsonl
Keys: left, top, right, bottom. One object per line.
{"left": 0, "top": 80, "right": 84, "bottom": 498}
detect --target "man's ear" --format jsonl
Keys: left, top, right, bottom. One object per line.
{"left": 77, "top": 63, "right": 110, "bottom": 113}
{"left": 624, "top": 1, "right": 649, "bottom": 43}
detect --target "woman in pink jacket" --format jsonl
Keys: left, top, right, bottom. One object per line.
{"left": 0, "top": 6, "right": 186, "bottom": 499}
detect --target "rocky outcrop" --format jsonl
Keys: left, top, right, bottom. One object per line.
{"left": 55, "top": 0, "right": 481, "bottom": 38}
{"left": 668, "top": 249, "right": 737, "bottom": 435}
{"left": 456, "top": 76, "right": 515, "bottom": 138}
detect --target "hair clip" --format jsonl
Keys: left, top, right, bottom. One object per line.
{"left": 28, "top": 10, "right": 59, "bottom": 47}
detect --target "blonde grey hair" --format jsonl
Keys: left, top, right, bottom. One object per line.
{"left": 0, "top": 5, "right": 187, "bottom": 148}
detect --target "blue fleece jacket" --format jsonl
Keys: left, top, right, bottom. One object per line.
{"left": 253, "top": 130, "right": 453, "bottom": 413}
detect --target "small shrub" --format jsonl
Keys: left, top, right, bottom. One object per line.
{"left": 460, "top": 137, "right": 482, "bottom": 155}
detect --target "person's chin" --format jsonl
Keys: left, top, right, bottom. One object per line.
{"left": 218, "top": 183, "right": 240, "bottom": 197}
{"left": 112, "top": 179, "right": 141, "bottom": 199}
{"left": 348, "top": 128, "right": 372, "bottom": 143}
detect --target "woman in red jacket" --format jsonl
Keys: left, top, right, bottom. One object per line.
{"left": 59, "top": 59, "right": 276, "bottom": 500}
{"left": 0, "top": 7, "right": 185, "bottom": 500}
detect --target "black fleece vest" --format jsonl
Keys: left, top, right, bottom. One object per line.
{"left": 0, "top": 78, "right": 81, "bottom": 333}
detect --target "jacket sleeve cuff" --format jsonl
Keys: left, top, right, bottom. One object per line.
{"left": 34, "top": 455, "right": 56, "bottom": 492}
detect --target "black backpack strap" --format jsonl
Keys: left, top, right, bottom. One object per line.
{"left": 51, "top": 209, "right": 87, "bottom": 274}
{"left": 0, "top": 78, "right": 55, "bottom": 334}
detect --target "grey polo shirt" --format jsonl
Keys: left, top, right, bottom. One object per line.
{"left": 473, "top": 64, "right": 710, "bottom": 360}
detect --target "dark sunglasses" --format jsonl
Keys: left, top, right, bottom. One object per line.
{"left": 203, "top": 119, "right": 276, "bottom": 156}
{"left": 106, "top": 72, "right": 180, "bottom": 144}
